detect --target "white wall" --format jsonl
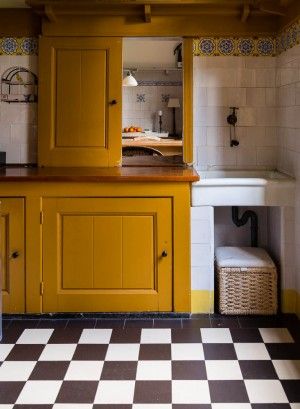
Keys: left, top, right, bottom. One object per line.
{"left": 123, "top": 39, "right": 181, "bottom": 69}
{"left": 0, "top": 55, "right": 38, "bottom": 164}
{"left": 193, "top": 56, "right": 278, "bottom": 171}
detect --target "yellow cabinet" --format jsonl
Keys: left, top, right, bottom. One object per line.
{"left": 42, "top": 197, "right": 172, "bottom": 312}
{"left": 0, "top": 199, "right": 25, "bottom": 313}
{"left": 38, "top": 37, "right": 122, "bottom": 167}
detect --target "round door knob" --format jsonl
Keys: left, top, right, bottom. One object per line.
{"left": 10, "top": 251, "right": 19, "bottom": 259}
{"left": 161, "top": 250, "right": 168, "bottom": 258}
{"left": 109, "top": 99, "right": 117, "bottom": 105}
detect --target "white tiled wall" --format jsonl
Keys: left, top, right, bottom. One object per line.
{"left": 277, "top": 44, "right": 300, "bottom": 297}
{"left": 0, "top": 55, "right": 38, "bottom": 164}
{"left": 191, "top": 206, "right": 214, "bottom": 293}
{"left": 193, "top": 56, "right": 278, "bottom": 171}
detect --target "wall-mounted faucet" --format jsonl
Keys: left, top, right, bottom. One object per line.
{"left": 227, "top": 107, "right": 239, "bottom": 147}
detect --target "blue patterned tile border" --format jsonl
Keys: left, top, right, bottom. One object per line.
{"left": 138, "top": 80, "right": 183, "bottom": 86}
{"left": 0, "top": 25, "right": 298, "bottom": 60}
{"left": 193, "top": 36, "right": 276, "bottom": 57}
{"left": 277, "top": 18, "right": 300, "bottom": 54}
{"left": 0, "top": 37, "right": 38, "bottom": 56}
{"left": 193, "top": 19, "right": 300, "bottom": 57}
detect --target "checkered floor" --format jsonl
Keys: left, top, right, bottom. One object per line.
{"left": 0, "top": 316, "right": 300, "bottom": 408}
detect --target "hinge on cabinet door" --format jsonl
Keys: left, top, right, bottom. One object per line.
{"left": 40, "top": 282, "right": 44, "bottom": 295}
{"left": 40, "top": 211, "right": 44, "bottom": 224}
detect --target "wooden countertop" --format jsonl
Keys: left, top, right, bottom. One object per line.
{"left": 122, "top": 138, "right": 182, "bottom": 147}
{"left": 0, "top": 165, "right": 199, "bottom": 183}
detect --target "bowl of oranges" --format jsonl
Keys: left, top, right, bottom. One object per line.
{"left": 123, "top": 126, "right": 143, "bottom": 133}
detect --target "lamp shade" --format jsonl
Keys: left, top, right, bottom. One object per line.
{"left": 167, "top": 98, "right": 180, "bottom": 108}
{"left": 122, "top": 71, "right": 138, "bottom": 87}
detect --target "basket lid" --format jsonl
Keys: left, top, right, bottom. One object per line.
{"left": 215, "top": 247, "right": 275, "bottom": 268}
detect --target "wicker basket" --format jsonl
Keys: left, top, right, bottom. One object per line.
{"left": 216, "top": 247, "right": 277, "bottom": 315}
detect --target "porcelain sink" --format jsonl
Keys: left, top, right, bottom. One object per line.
{"left": 192, "top": 170, "right": 295, "bottom": 207}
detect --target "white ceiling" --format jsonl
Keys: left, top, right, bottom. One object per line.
{"left": 0, "top": 0, "right": 28, "bottom": 8}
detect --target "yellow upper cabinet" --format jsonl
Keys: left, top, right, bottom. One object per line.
{"left": 38, "top": 37, "right": 122, "bottom": 167}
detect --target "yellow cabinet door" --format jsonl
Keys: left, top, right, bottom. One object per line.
{"left": 42, "top": 198, "right": 172, "bottom": 312}
{"left": 38, "top": 37, "right": 122, "bottom": 167}
{"left": 0, "top": 199, "right": 25, "bottom": 313}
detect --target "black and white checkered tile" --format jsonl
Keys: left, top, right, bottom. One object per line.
{"left": 0, "top": 323, "right": 300, "bottom": 407}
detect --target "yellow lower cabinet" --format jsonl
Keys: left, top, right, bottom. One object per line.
{"left": 42, "top": 197, "right": 172, "bottom": 312}
{"left": 1, "top": 198, "right": 25, "bottom": 313}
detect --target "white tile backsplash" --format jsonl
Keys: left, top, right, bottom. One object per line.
{"left": 193, "top": 55, "right": 278, "bottom": 171}
{"left": 277, "top": 43, "right": 300, "bottom": 297}
{"left": 0, "top": 55, "right": 38, "bottom": 164}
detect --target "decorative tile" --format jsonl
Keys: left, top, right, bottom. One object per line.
{"left": 257, "top": 38, "right": 275, "bottom": 56}
{"left": 198, "top": 38, "right": 216, "bottom": 56}
{"left": 136, "top": 94, "right": 146, "bottom": 103}
{"left": 237, "top": 38, "right": 255, "bottom": 56}
{"left": 0, "top": 37, "right": 38, "bottom": 55}
{"left": 217, "top": 38, "right": 235, "bottom": 56}
{"left": 161, "top": 94, "right": 170, "bottom": 103}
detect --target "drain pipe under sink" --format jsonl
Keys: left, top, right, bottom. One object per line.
{"left": 232, "top": 206, "right": 258, "bottom": 247}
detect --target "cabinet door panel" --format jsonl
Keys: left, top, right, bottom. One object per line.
{"left": 42, "top": 198, "right": 172, "bottom": 312}
{"left": 0, "top": 199, "right": 25, "bottom": 313}
{"left": 39, "top": 37, "right": 122, "bottom": 167}
{"left": 56, "top": 49, "right": 106, "bottom": 148}
{"left": 94, "top": 216, "right": 123, "bottom": 289}
{"left": 62, "top": 215, "right": 94, "bottom": 289}
{"left": 123, "top": 216, "right": 154, "bottom": 289}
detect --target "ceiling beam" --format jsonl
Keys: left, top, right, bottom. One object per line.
{"left": 44, "top": 4, "right": 57, "bottom": 21}
{"left": 241, "top": 2, "right": 250, "bottom": 22}
{"left": 280, "top": 0, "right": 294, "bottom": 7}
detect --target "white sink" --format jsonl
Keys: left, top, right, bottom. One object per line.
{"left": 192, "top": 170, "right": 295, "bottom": 207}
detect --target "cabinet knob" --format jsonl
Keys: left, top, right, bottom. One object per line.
{"left": 161, "top": 250, "right": 168, "bottom": 258}
{"left": 10, "top": 251, "right": 19, "bottom": 259}
{"left": 109, "top": 99, "right": 117, "bottom": 105}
